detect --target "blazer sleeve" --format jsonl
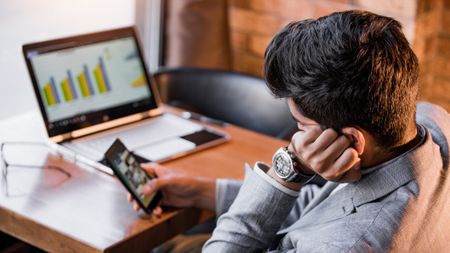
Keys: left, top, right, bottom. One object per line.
{"left": 215, "top": 178, "right": 243, "bottom": 217}
{"left": 280, "top": 183, "right": 322, "bottom": 231}
{"left": 215, "top": 164, "right": 323, "bottom": 221}
{"left": 203, "top": 163, "right": 300, "bottom": 252}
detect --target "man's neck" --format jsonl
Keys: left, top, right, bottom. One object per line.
{"left": 361, "top": 126, "right": 420, "bottom": 168}
{"left": 386, "top": 126, "right": 422, "bottom": 159}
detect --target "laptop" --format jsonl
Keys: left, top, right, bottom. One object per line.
{"left": 22, "top": 27, "right": 229, "bottom": 174}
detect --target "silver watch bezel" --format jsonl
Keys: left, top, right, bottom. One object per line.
{"left": 272, "top": 147, "right": 295, "bottom": 179}
{"left": 272, "top": 147, "right": 316, "bottom": 184}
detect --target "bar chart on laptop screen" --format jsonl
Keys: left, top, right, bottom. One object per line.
{"left": 29, "top": 37, "right": 152, "bottom": 122}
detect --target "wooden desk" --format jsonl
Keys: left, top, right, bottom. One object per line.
{"left": 0, "top": 108, "right": 287, "bottom": 253}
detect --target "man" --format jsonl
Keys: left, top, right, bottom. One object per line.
{"left": 131, "top": 10, "right": 450, "bottom": 252}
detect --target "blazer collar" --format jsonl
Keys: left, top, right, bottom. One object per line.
{"left": 350, "top": 124, "right": 427, "bottom": 206}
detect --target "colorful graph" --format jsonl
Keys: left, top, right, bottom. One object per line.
{"left": 60, "top": 70, "right": 78, "bottom": 102}
{"left": 93, "top": 56, "right": 111, "bottom": 94}
{"left": 131, "top": 74, "right": 146, "bottom": 88}
{"left": 77, "top": 65, "right": 95, "bottom": 97}
{"left": 42, "top": 77, "right": 60, "bottom": 106}
{"left": 42, "top": 56, "right": 113, "bottom": 107}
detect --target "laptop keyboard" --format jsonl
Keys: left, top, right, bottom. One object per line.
{"left": 64, "top": 114, "right": 203, "bottom": 161}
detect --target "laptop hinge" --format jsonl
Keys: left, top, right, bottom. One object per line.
{"left": 50, "top": 134, "right": 72, "bottom": 143}
{"left": 51, "top": 108, "right": 163, "bottom": 143}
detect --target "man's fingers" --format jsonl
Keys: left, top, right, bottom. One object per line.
{"left": 133, "top": 202, "right": 140, "bottom": 211}
{"left": 287, "top": 126, "right": 363, "bottom": 184}
{"left": 142, "top": 177, "right": 173, "bottom": 195}
{"left": 290, "top": 127, "right": 323, "bottom": 154}
{"left": 127, "top": 193, "right": 140, "bottom": 212}
{"left": 303, "top": 135, "right": 351, "bottom": 173}
{"left": 314, "top": 135, "right": 352, "bottom": 171}
{"left": 322, "top": 148, "right": 359, "bottom": 181}
{"left": 310, "top": 129, "right": 339, "bottom": 153}
{"left": 129, "top": 198, "right": 163, "bottom": 214}
{"left": 141, "top": 163, "right": 170, "bottom": 177}
{"left": 140, "top": 162, "right": 159, "bottom": 170}
{"left": 153, "top": 206, "right": 163, "bottom": 216}
{"left": 140, "top": 163, "right": 158, "bottom": 176}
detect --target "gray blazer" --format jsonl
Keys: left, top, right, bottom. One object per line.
{"left": 203, "top": 102, "right": 450, "bottom": 252}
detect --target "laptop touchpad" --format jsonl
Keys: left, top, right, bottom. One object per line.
{"left": 133, "top": 138, "right": 195, "bottom": 161}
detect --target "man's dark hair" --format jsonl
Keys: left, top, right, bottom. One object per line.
{"left": 264, "top": 10, "right": 419, "bottom": 148}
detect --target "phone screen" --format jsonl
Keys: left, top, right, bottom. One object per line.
{"left": 105, "top": 139, "right": 161, "bottom": 212}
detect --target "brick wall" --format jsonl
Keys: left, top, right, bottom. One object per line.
{"left": 228, "top": 0, "right": 418, "bottom": 76}
{"left": 414, "top": 0, "right": 450, "bottom": 111}
{"left": 164, "top": 0, "right": 449, "bottom": 111}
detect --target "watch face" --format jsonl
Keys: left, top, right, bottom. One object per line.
{"left": 274, "top": 152, "right": 292, "bottom": 179}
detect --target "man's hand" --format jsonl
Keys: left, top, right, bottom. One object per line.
{"left": 289, "top": 127, "right": 362, "bottom": 183}
{"left": 127, "top": 163, "right": 216, "bottom": 214}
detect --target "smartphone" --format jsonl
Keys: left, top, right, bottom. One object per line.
{"left": 105, "top": 139, "right": 162, "bottom": 213}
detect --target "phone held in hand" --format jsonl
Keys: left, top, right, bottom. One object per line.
{"left": 105, "top": 139, "right": 162, "bottom": 213}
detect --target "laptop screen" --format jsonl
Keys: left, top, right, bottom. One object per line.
{"left": 23, "top": 27, "right": 158, "bottom": 138}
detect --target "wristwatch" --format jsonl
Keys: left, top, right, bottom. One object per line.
{"left": 272, "top": 147, "right": 316, "bottom": 184}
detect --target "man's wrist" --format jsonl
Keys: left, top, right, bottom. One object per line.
{"left": 268, "top": 168, "right": 303, "bottom": 191}
{"left": 193, "top": 177, "right": 216, "bottom": 211}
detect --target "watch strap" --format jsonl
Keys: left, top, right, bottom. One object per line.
{"left": 285, "top": 168, "right": 316, "bottom": 184}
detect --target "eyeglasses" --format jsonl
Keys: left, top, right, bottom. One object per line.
{"left": 1, "top": 141, "right": 74, "bottom": 196}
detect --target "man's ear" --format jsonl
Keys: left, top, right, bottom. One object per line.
{"left": 341, "top": 127, "right": 365, "bottom": 156}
